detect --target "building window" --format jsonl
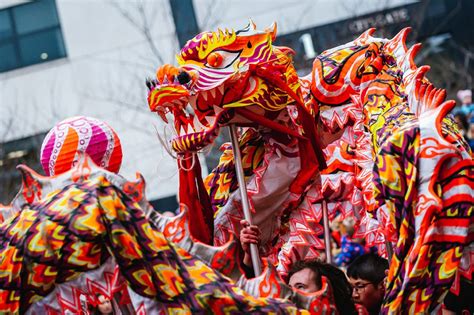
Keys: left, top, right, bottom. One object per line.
{"left": 149, "top": 195, "right": 179, "bottom": 214}
{"left": 0, "top": 0, "right": 66, "bottom": 73}
{"left": 0, "top": 133, "right": 46, "bottom": 204}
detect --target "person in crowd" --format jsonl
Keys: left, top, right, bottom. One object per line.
{"left": 442, "top": 273, "right": 474, "bottom": 314}
{"left": 453, "top": 112, "right": 468, "bottom": 138}
{"left": 452, "top": 108, "right": 474, "bottom": 153}
{"left": 89, "top": 294, "right": 114, "bottom": 315}
{"left": 453, "top": 89, "right": 474, "bottom": 118}
{"left": 333, "top": 217, "right": 367, "bottom": 267}
{"left": 330, "top": 215, "right": 343, "bottom": 248}
{"left": 239, "top": 219, "right": 261, "bottom": 277}
{"left": 347, "top": 253, "right": 388, "bottom": 315}
{"left": 240, "top": 220, "right": 359, "bottom": 314}
{"left": 288, "top": 259, "right": 359, "bottom": 314}
{"left": 467, "top": 115, "right": 474, "bottom": 151}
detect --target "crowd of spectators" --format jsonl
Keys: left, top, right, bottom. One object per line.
{"left": 240, "top": 212, "right": 473, "bottom": 314}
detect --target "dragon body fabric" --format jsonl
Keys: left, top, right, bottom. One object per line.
{"left": 1, "top": 155, "right": 330, "bottom": 314}
{"left": 148, "top": 23, "right": 474, "bottom": 313}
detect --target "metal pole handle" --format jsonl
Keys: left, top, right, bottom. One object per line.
{"left": 229, "top": 124, "right": 262, "bottom": 275}
{"left": 322, "top": 199, "right": 333, "bottom": 264}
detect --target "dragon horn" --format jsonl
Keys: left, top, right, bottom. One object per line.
{"left": 406, "top": 43, "right": 422, "bottom": 70}
{"left": 354, "top": 28, "right": 376, "bottom": 45}
{"left": 385, "top": 27, "right": 411, "bottom": 56}
{"left": 265, "top": 22, "right": 277, "bottom": 41}
{"left": 248, "top": 18, "right": 257, "bottom": 30}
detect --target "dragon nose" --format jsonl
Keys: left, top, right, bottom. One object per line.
{"left": 177, "top": 71, "right": 191, "bottom": 85}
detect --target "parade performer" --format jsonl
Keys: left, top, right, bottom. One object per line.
{"left": 147, "top": 22, "right": 474, "bottom": 313}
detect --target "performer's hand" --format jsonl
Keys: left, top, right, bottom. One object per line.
{"left": 240, "top": 220, "right": 260, "bottom": 266}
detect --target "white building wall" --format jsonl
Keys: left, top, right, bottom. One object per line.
{"left": 0, "top": 0, "right": 415, "bottom": 203}
{"left": 192, "top": 0, "right": 416, "bottom": 35}
{"left": 0, "top": 0, "right": 182, "bottom": 202}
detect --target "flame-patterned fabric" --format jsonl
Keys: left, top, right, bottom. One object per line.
{"left": 0, "top": 156, "right": 316, "bottom": 314}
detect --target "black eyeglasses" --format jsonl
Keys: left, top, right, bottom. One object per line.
{"left": 351, "top": 282, "right": 373, "bottom": 292}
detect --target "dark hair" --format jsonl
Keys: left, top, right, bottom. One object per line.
{"left": 288, "top": 259, "right": 357, "bottom": 315}
{"left": 347, "top": 253, "right": 388, "bottom": 284}
{"left": 89, "top": 294, "right": 114, "bottom": 315}
{"left": 453, "top": 112, "right": 468, "bottom": 130}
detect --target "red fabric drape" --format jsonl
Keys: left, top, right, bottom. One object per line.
{"left": 178, "top": 153, "right": 214, "bottom": 245}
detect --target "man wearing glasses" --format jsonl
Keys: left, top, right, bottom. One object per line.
{"left": 347, "top": 253, "right": 388, "bottom": 315}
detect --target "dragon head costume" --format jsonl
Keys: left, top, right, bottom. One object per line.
{"left": 147, "top": 21, "right": 326, "bottom": 253}
{"left": 147, "top": 22, "right": 473, "bottom": 314}
{"left": 147, "top": 21, "right": 318, "bottom": 155}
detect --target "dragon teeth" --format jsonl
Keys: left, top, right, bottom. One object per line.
{"left": 202, "top": 90, "right": 209, "bottom": 101}
{"left": 205, "top": 116, "right": 216, "bottom": 126}
{"left": 212, "top": 105, "right": 224, "bottom": 115}
{"left": 172, "top": 99, "right": 182, "bottom": 106}
{"left": 209, "top": 88, "right": 216, "bottom": 98}
{"left": 217, "top": 85, "right": 225, "bottom": 96}
{"left": 165, "top": 112, "right": 175, "bottom": 124}
{"left": 193, "top": 115, "right": 200, "bottom": 128}
{"left": 188, "top": 95, "right": 197, "bottom": 110}
{"left": 186, "top": 104, "right": 195, "bottom": 115}
{"left": 171, "top": 126, "right": 178, "bottom": 137}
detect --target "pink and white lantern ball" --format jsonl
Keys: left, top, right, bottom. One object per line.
{"left": 40, "top": 116, "right": 122, "bottom": 176}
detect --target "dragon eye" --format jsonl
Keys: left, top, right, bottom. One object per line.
{"left": 205, "top": 50, "right": 241, "bottom": 69}
{"left": 207, "top": 52, "right": 224, "bottom": 67}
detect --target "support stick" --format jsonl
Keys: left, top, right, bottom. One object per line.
{"left": 229, "top": 124, "right": 262, "bottom": 275}
{"left": 322, "top": 199, "right": 333, "bottom": 264}
{"left": 385, "top": 240, "right": 394, "bottom": 262}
